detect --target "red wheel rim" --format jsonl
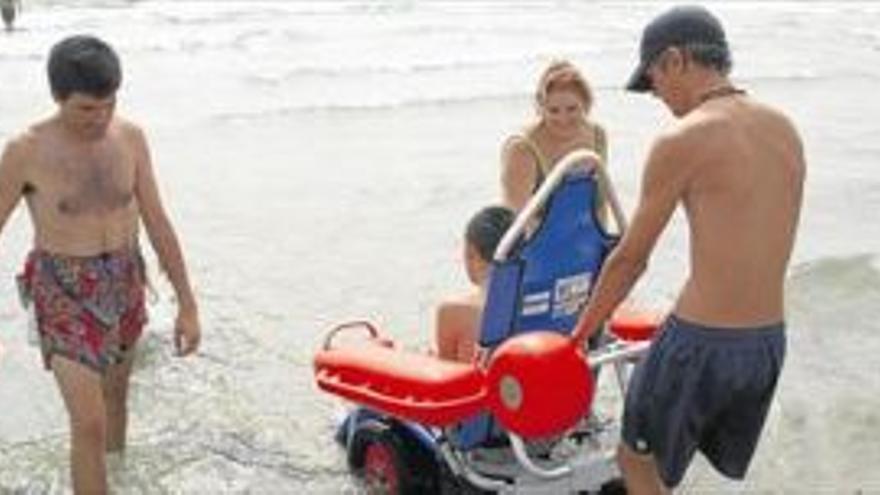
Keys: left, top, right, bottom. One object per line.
{"left": 364, "top": 441, "right": 399, "bottom": 494}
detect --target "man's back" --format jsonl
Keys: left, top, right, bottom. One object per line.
{"left": 674, "top": 95, "right": 805, "bottom": 326}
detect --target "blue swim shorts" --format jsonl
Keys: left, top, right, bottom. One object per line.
{"left": 621, "top": 314, "right": 785, "bottom": 487}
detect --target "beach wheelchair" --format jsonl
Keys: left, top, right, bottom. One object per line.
{"left": 314, "top": 150, "right": 660, "bottom": 494}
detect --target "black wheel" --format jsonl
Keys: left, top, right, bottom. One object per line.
{"left": 599, "top": 477, "right": 627, "bottom": 495}
{"left": 347, "top": 420, "right": 440, "bottom": 494}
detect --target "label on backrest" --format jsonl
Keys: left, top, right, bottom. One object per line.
{"left": 553, "top": 272, "right": 592, "bottom": 318}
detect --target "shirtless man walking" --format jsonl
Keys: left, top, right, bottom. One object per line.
{"left": 573, "top": 6, "right": 805, "bottom": 493}
{"left": 0, "top": 35, "right": 200, "bottom": 494}
{"left": 1, "top": 0, "right": 21, "bottom": 31}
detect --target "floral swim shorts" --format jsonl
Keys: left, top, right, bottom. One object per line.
{"left": 17, "top": 248, "right": 147, "bottom": 374}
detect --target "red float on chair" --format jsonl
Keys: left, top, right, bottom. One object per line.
{"left": 609, "top": 310, "right": 663, "bottom": 341}
{"left": 314, "top": 327, "right": 598, "bottom": 439}
{"left": 486, "top": 331, "right": 594, "bottom": 439}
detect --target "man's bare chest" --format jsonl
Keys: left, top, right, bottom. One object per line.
{"left": 30, "top": 142, "right": 136, "bottom": 216}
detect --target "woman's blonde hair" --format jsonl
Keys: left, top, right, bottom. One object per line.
{"left": 535, "top": 60, "right": 594, "bottom": 115}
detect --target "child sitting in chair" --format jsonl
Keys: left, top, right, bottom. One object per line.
{"left": 435, "top": 205, "right": 515, "bottom": 363}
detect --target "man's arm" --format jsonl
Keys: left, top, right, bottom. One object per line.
{"left": 131, "top": 126, "right": 200, "bottom": 355}
{"left": 572, "top": 132, "right": 691, "bottom": 343}
{"left": 0, "top": 137, "right": 27, "bottom": 236}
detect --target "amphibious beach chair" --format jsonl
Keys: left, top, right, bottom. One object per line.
{"left": 313, "top": 150, "right": 660, "bottom": 494}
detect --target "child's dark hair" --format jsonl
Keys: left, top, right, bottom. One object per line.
{"left": 466, "top": 206, "right": 515, "bottom": 262}
{"left": 47, "top": 35, "right": 121, "bottom": 101}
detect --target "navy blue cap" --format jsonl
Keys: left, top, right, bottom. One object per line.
{"left": 626, "top": 5, "right": 729, "bottom": 92}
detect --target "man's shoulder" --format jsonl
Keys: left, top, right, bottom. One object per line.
{"left": 749, "top": 99, "right": 800, "bottom": 139}
{"left": 3, "top": 123, "right": 44, "bottom": 157}
{"left": 0, "top": 126, "right": 42, "bottom": 178}
{"left": 644, "top": 115, "right": 728, "bottom": 179}
{"left": 694, "top": 98, "right": 795, "bottom": 136}
{"left": 111, "top": 117, "right": 146, "bottom": 140}
{"left": 107, "top": 117, "right": 150, "bottom": 155}
{"left": 649, "top": 121, "right": 702, "bottom": 159}
{"left": 677, "top": 106, "right": 733, "bottom": 138}
{"left": 745, "top": 96, "right": 790, "bottom": 118}
{"left": 658, "top": 110, "right": 738, "bottom": 162}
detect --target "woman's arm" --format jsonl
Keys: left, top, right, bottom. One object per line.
{"left": 500, "top": 139, "right": 541, "bottom": 212}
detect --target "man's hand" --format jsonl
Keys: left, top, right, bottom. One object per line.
{"left": 174, "top": 305, "right": 200, "bottom": 357}
{"left": 571, "top": 317, "right": 595, "bottom": 346}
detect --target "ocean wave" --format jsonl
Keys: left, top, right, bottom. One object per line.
{"left": 789, "top": 253, "right": 880, "bottom": 301}
{"left": 148, "top": 5, "right": 296, "bottom": 27}
{"left": 208, "top": 74, "right": 647, "bottom": 120}
{"left": 0, "top": 52, "right": 43, "bottom": 63}
{"left": 787, "top": 253, "right": 880, "bottom": 344}
{"left": 242, "top": 54, "right": 547, "bottom": 87}
{"left": 210, "top": 90, "right": 527, "bottom": 122}
{"left": 738, "top": 70, "right": 880, "bottom": 85}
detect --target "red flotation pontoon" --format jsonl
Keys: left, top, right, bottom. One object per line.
{"left": 315, "top": 322, "right": 487, "bottom": 426}
{"left": 314, "top": 313, "right": 660, "bottom": 440}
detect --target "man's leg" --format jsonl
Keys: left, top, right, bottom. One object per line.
{"left": 103, "top": 350, "right": 136, "bottom": 452}
{"left": 617, "top": 443, "right": 669, "bottom": 495}
{"left": 52, "top": 356, "right": 108, "bottom": 495}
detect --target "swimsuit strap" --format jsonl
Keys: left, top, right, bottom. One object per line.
{"left": 592, "top": 124, "right": 608, "bottom": 164}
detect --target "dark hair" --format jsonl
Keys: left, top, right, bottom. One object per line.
{"left": 466, "top": 206, "right": 515, "bottom": 262}
{"left": 682, "top": 42, "right": 732, "bottom": 75}
{"left": 47, "top": 35, "right": 121, "bottom": 101}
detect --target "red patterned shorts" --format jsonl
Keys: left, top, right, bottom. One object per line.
{"left": 17, "top": 249, "right": 147, "bottom": 374}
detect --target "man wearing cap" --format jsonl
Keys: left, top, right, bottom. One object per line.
{"left": 573, "top": 5, "right": 804, "bottom": 493}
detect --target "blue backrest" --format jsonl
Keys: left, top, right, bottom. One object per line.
{"left": 480, "top": 168, "right": 617, "bottom": 346}
{"left": 452, "top": 167, "right": 618, "bottom": 450}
